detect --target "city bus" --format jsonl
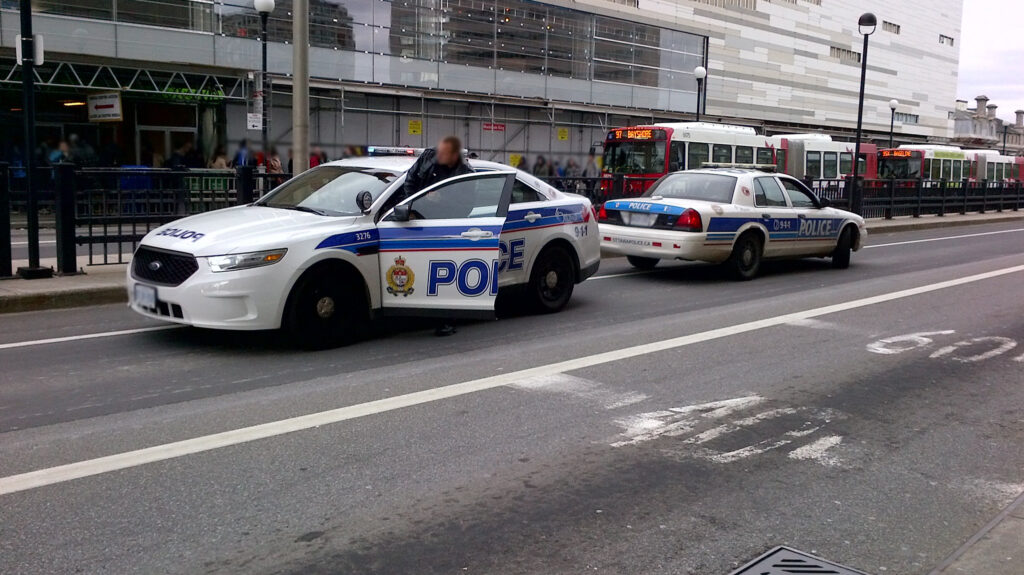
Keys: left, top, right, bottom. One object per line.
{"left": 878, "top": 145, "right": 1022, "bottom": 182}
{"left": 775, "top": 134, "right": 877, "bottom": 180}
{"left": 601, "top": 123, "right": 878, "bottom": 194}
{"left": 601, "top": 122, "right": 779, "bottom": 193}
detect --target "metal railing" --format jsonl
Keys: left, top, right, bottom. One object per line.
{"left": 3, "top": 167, "right": 1022, "bottom": 276}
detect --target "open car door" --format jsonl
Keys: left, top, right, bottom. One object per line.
{"left": 376, "top": 171, "right": 515, "bottom": 318}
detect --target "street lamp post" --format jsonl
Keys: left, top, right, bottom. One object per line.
{"left": 851, "top": 12, "right": 876, "bottom": 215}
{"left": 694, "top": 66, "right": 707, "bottom": 123}
{"left": 888, "top": 98, "right": 899, "bottom": 149}
{"left": 254, "top": 0, "right": 275, "bottom": 165}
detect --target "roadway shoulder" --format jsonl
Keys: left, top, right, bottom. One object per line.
{"left": 866, "top": 212, "right": 1024, "bottom": 233}
{"left": 0, "top": 265, "right": 128, "bottom": 314}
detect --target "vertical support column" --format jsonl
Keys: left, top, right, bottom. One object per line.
{"left": 0, "top": 163, "right": 11, "bottom": 278}
{"left": 54, "top": 163, "right": 80, "bottom": 275}
{"left": 292, "top": 0, "right": 310, "bottom": 174}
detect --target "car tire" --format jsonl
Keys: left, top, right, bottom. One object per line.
{"left": 285, "top": 267, "right": 363, "bottom": 349}
{"left": 832, "top": 226, "right": 853, "bottom": 269}
{"left": 528, "top": 245, "right": 576, "bottom": 313}
{"left": 726, "top": 232, "right": 763, "bottom": 281}
{"left": 626, "top": 255, "right": 659, "bottom": 270}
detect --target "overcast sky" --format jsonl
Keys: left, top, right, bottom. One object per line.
{"left": 957, "top": 0, "right": 1024, "bottom": 118}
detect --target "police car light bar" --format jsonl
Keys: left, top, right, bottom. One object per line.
{"left": 367, "top": 146, "right": 423, "bottom": 157}
{"left": 700, "top": 163, "right": 778, "bottom": 172}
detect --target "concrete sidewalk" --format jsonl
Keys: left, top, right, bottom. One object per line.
{"left": 2, "top": 211, "right": 1024, "bottom": 315}
{"left": 930, "top": 491, "right": 1024, "bottom": 575}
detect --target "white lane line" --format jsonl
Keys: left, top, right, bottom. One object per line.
{"left": 2, "top": 263, "right": 1024, "bottom": 496}
{"left": 0, "top": 326, "right": 182, "bottom": 351}
{"left": 865, "top": 227, "right": 1024, "bottom": 249}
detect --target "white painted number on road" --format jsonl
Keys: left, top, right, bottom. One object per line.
{"left": 868, "top": 331, "right": 1024, "bottom": 364}
{"left": 865, "top": 331, "right": 955, "bottom": 355}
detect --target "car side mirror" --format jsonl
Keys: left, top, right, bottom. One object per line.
{"left": 818, "top": 197, "right": 831, "bottom": 208}
{"left": 391, "top": 204, "right": 412, "bottom": 222}
{"left": 356, "top": 190, "right": 374, "bottom": 213}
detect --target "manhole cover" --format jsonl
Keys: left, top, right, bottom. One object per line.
{"left": 729, "top": 546, "right": 871, "bottom": 575}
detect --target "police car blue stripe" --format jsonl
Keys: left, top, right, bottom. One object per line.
{"left": 603, "top": 200, "right": 687, "bottom": 216}
{"left": 315, "top": 229, "right": 381, "bottom": 252}
{"left": 379, "top": 239, "right": 500, "bottom": 251}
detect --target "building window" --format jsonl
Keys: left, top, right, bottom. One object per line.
{"left": 894, "top": 112, "right": 919, "bottom": 124}
{"left": 882, "top": 21, "right": 900, "bottom": 34}
{"left": 687, "top": 0, "right": 758, "bottom": 10}
{"left": 939, "top": 34, "right": 955, "bottom": 46}
{"left": 830, "top": 46, "right": 861, "bottom": 65}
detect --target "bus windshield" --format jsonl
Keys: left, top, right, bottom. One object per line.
{"left": 878, "top": 157, "right": 921, "bottom": 179}
{"left": 603, "top": 141, "right": 667, "bottom": 174}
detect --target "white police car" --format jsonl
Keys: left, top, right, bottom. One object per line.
{"left": 599, "top": 168, "right": 865, "bottom": 279}
{"left": 127, "top": 156, "right": 600, "bottom": 345}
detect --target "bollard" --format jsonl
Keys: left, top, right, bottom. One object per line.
{"left": 53, "top": 163, "right": 80, "bottom": 275}
{"left": 236, "top": 165, "right": 256, "bottom": 205}
{"left": 847, "top": 175, "right": 862, "bottom": 216}
{"left": 0, "top": 162, "right": 11, "bottom": 278}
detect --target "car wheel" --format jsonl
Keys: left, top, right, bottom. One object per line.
{"left": 528, "top": 245, "right": 575, "bottom": 313}
{"left": 726, "top": 232, "right": 763, "bottom": 281}
{"left": 626, "top": 255, "right": 659, "bottom": 270}
{"left": 832, "top": 226, "right": 853, "bottom": 269}
{"left": 285, "top": 268, "right": 362, "bottom": 349}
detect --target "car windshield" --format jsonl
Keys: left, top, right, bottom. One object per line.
{"left": 603, "top": 141, "right": 667, "bottom": 174}
{"left": 643, "top": 173, "right": 737, "bottom": 203}
{"left": 257, "top": 166, "right": 399, "bottom": 216}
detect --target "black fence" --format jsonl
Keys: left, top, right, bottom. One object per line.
{"left": 2, "top": 164, "right": 1022, "bottom": 277}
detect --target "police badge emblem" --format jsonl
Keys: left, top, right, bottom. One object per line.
{"left": 385, "top": 255, "right": 415, "bottom": 296}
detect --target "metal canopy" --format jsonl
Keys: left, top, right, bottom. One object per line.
{"left": 0, "top": 59, "right": 247, "bottom": 101}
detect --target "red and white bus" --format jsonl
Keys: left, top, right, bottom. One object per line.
{"left": 877, "top": 145, "right": 1022, "bottom": 182}
{"left": 601, "top": 122, "right": 878, "bottom": 193}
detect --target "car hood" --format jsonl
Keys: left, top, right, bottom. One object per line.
{"left": 141, "top": 205, "right": 361, "bottom": 256}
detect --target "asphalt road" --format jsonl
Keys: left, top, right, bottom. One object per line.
{"left": 2, "top": 221, "right": 1024, "bottom": 575}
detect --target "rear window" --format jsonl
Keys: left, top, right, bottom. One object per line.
{"left": 643, "top": 173, "right": 737, "bottom": 204}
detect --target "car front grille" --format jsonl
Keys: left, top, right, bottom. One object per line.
{"left": 132, "top": 246, "right": 199, "bottom": 287}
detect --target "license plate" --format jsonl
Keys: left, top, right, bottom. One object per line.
{"left": 625, "top": 212, "right": 657, "bottom": 227}
{"left": 134, "top": 284, "right": 157, "bottom": 309}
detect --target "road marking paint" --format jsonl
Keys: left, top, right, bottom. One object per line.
{"left": 3, "top": 263, "right": 1024, "bottom": 495}
{"left": 864, "top": 227, "right": 1024, "bottom": 249}
{"left": 511, "top": 373, "right": 648, "bottom": 410}
{"left": 10, "top": 241, "right": 57, "bottom": 246}
{"left": 865, "top": 331, "right": 956, "bottom": 355}
{"left": 929, "top": 336, "right": 1018, "bottom": 362}
{"left": 0, "top": 326, "right": 182, "bottom": 351}
{"left": 788, "top": 435, "right": 843, "bottom": 466}
{"left": 611, "top": 396, "right": 766, "bottom": 447}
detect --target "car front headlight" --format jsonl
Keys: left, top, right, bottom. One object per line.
{"left": 206, "top": 249, "right": 287, "bottom": 273}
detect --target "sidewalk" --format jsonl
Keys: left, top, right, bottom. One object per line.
{"left": 3, "top": 211, "right": 1024, "bottom": 315}
{"left": 929, "top": 490, "right": 1024, "bottom": 575}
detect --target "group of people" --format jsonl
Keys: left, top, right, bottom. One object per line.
{"left": 511, "top": 149, "right": 602, "bottom": 192}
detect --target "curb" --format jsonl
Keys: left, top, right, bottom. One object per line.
{"left": 0, "top": 285, "right": 126, "bottom": 315}
{"left": 866, "top": 213, "right": 1024, "bottom": 233}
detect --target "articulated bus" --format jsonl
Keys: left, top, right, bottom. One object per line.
{"left": 601, "top": 122, "right": 878, "bottom": 193}
{"left": 878, "top": 145, "right": 1023, "bottom": 182}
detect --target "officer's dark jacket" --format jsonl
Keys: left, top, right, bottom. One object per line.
{"left": 402, "top": 148, "right": 473, "bottom": 198}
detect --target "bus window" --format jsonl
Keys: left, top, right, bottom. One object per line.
{"left": 669, "top": 141, "right": 685, "bottom": 172}
{"left": 931, "top": 159, "right": 942, "bottom": 180}
{"left": 805, "top": 152, "right": 821, "bottom": 179}
{"left": 857, "top": 154, "right": 867, "bottom": 176}
{"left": 986, "top": 162, "right": 995, "bottom": 181}
{"left": 923, "top": 159, "right": 931, "bottom": 179}
{"left": 688, "top": 142, "right": 710, "bottom": 169}
{"left": 971, "top": 161, "right": 977, "bottom": 178}
{"left": 941, "top": 159, "right": 952, "bottom": 180}
{"left": 602, "top": 140, "right": 668, "bottom": 174}
{"left": 712, "top": 144, "right": 732, "bottom": 163}
{"left": 775, "top": 149, "right": 787, "bottom": 173}
{"left": 840, "top": 152, "right": 853, "bottom": 175}
{"left": 757, "top": 147, "right": 774, "bottom": 165}
{"left": 952, "top": 160, "right": 962, "bottom": 181}
{"left": 823, "top": 152, "right": 838, "bottom": 179}
{"left": 735, "top": 146, "right": 753, "bottom": 164}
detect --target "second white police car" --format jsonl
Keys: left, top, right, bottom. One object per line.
{"left": 599, "top": 168, "right": 865, "bottom": 280}
{"left": 127, "top": 152, "right": 600, "bottom": 345}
